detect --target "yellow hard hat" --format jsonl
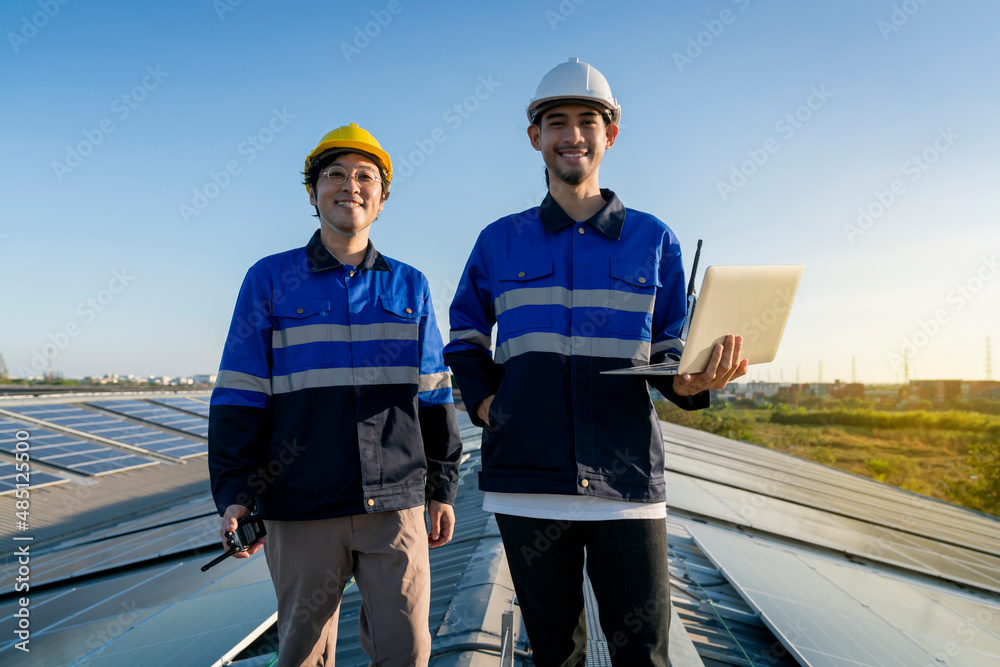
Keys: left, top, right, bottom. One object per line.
{"left": 304, "top": 123, "right": 392, "bottom": 193}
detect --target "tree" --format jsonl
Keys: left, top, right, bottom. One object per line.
{"left": 0, "top": 353, "right": 8, "bottom": 382}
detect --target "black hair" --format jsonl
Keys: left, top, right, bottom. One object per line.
{"left": 531, "top": 103, "right": 613, "bottom": 127}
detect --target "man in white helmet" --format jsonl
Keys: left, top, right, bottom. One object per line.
{"left": 445, "top": 59, "right": 746, "bottom": 665}
{"left": 209, "top": 124, "right": 463, "bottom": 666}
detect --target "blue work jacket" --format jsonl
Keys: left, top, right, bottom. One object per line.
{"left": 445, "top": 190, "right": 708, "bottom": 503}
{"left": 209, "top": 231, "right": 462, "bottom": 520}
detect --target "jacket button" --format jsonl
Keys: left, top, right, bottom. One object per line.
{"left": 580, "top": 479, "right": 589, "bottom": 488}
{"left": 296, "top": 308, "right": 304, "bottom": 314}
{"left": 518, "top": 271, "right": 525, "bottom": 278}
{"left": 638, "top": 277, "right": 646, "bottom": 284}
{"left": 349, "top": 271, "right": 355, "bottom": 277}
{"left": 405, "top": 307, "right": 412, "bottom": 314}
{"left": 367, "top": 499, "right": 375, "bottom": 507}
{"left": 578, "top": 227, "right": 585, "bottom": 234}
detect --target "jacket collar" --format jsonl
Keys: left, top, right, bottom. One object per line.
{"left": 305, "top": 229, "right": 391, "bottom": 273}
{"left": 538, "top": 188, "right": 625, "bottom": 240}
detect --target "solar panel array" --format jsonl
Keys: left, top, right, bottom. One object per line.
{"left": 0, "top": 416, "right": 157, "bottom": 476}
{"left": 88, "top": 399, "right": 209, "bottom": 438}
{"left": 5, "top": 404, "right": 206, "bottom": 459}
{"left": 691, "top": 524, "right": 1000, "bottom": 667}
{"left": 661, "top": 424, "right": 1000, "bottom": 595}
{"left": 0, "top": 460, "right": 68, "bottom": 494}
{"left": 149, "top": 395, "right": 211, "bottom": 417}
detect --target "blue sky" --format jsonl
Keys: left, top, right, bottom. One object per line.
{"left": 1, "top": 0, "right": 998, "bottom": 384}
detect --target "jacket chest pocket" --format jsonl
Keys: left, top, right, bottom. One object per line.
{"left": 272, "top": 300, "right": 332, "bottom": 371}
{"left": 608, "top": 258, "right": 658, "bottom": 338}
{"left": 495, "top": 257, "right": 554, "bottom": 335}
{"left": 376, "top": 294, "right": 422, "bottom": 365}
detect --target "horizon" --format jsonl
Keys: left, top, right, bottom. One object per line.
{"left": 2, "top": 1, "right": 998, "bottom": 384}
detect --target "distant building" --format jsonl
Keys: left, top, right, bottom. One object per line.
{"left": 963, "top": 380, "right": 1000, "bottom": 401}
{"left": 192, "top": 374, "right": 217, "bottom": 385}
{"left": 829, "top": 380, "right": 864, "bottom": 400}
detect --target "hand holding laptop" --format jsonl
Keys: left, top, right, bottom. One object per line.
{"left": 672, "top": 334, "right": 748, "bottom": 396}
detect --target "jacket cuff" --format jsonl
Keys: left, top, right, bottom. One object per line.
{"left": 213, "top": 484, "right": 257, "bottom": 516}
{"left": 650, "top": 375, "right": 711, "bottom": 411}
{"left": 427, "top": 480, "right": 459, "bottom": 505}
{"left": 419, "top": 403, "right": 463, "bottom": 505}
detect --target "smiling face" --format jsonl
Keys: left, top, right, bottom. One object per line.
{"left": 308, "top": 152, "right": 387, "bottom": 238}
{"left": 527, "top": 103, "right": 618, "bottom": 188}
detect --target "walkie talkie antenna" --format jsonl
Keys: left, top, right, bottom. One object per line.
{"left": 680, "top": 240, "right": 704, "bottom": 342}
{"left": 687, "top": 239, "right": 703, "bottom": 298}
{"left": 202, "top": 546, "right": 239, "bottom": 572}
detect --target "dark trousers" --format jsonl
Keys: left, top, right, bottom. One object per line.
{"left": 495, "top": 514, "right": 670, "bottom": 667}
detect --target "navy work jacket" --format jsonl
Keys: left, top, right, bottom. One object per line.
{"left": 445, "top": 190, "right": 708, "bottom": 503}
{"left": 209, "top": 231, "right": 462, "bottom": 520}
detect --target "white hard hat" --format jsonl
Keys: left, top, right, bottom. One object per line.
{"left": 526, "top": 57, "right": 621, "bottom": 126}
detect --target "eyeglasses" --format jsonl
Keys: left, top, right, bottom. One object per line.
{"left": 322, "top": 166, "right": 381, "bottom": 188}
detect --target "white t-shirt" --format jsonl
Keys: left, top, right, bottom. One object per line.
{"left": 483, "top": 491, "right": 667, "bottom": 521}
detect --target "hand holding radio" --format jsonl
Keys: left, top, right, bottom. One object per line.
{"left": 201, "top": 504, "right": 267, "bottom": 572}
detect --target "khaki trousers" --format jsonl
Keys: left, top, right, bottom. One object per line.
{"left": 263, "top": 506, "right": 431, "bottom": 667}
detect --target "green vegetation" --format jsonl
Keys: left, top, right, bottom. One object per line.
{"left": 656, "top": 401, "right": 1000, "bottom": 516}
{"left": 770, "top": 406, "right": 1000, "bottom": 434}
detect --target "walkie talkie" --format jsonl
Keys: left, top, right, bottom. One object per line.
{"left": 201, "top": 512, "right": 266, "bottom": 572}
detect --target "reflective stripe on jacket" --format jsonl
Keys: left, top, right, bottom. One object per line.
{"left": 445, "top": 190, "right": 707, "bottom": 503}
{"left": 209, "top": 230, "right": 462, "bottom": 520}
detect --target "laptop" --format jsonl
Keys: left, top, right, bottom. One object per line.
{"left": 603, "top": 265, "right": 804, "bottom": 376}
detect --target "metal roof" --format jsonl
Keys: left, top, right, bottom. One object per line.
{"left": 1, "top": 392, "right": 998, "bottom": 666}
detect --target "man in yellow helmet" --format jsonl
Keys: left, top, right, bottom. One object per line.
{"left": 208, "top": 123, "right": 462, "bottom": 666}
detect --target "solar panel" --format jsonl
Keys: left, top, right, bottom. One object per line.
{"left": 0, "top": 557, "right": 276, "bottom": 667}
{"left": 5, "top": 404, "right": 206, "bottom": 459}
{"left": 662, "top": 425, "right": 1000, "bottom": 554}
{"left": 666, "top": 470, "right": 1000, "bottom": 594}
{"left": 0, "top": 417, "right": 157, "bottom": 476}
{"left": 148, "top": 395, "right": 211, "bottom": 417}
{"left": 0, "top": 460, "right": 69, "bottom": 494}
{"left": 88, "top": 399, "right": 209, "bottom": 438}
{"left": 690, "top": 524, "right": 1000, "bottom": 667}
